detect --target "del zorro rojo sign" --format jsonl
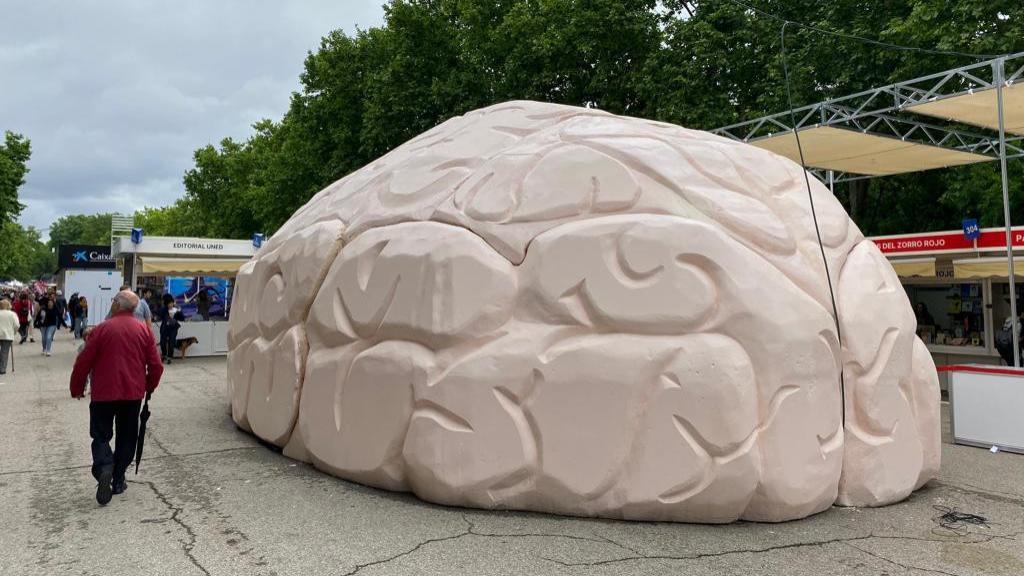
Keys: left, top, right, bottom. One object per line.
{"left": 873, "top": 227, "right": 1024, "bottom": 256}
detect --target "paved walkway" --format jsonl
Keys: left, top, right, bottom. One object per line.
{"left": 1, "top": 330, "right": 1023, "bottom": 575}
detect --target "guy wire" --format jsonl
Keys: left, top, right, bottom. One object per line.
{"left": 779, "top": 21, "right": 847, "bottom": 426}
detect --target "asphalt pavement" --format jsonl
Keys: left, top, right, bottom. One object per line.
{"left": 2, "top": 330, "right": 1023, "bottom": 576}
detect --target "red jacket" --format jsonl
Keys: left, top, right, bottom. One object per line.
{"left": 13, "top": 298, "right": 32, "bottom": 323}
{"left": 70, "top": 311, "right": 164, "bottom": 401}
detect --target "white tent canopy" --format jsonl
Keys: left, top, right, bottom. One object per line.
{"left": 713, "top": 51, "right": 1024, "bottom": 363}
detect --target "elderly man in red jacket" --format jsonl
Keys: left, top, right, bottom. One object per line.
{"left": 71, "top": 289, "right": 164, "bottom": 505}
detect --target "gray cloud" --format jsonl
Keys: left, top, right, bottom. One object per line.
{"left": 0, "top": 0, "right": 384, "bottom": 238}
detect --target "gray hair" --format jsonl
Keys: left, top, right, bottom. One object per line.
{"left": 113, "top": 290, "right": 139, "bottom": 312}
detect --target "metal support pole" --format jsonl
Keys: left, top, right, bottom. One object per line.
{"left": 996, "top": 58, "right": 1020, "bottom": 367}
{"left": 828, "top": 170, "right": 835, "bottom": 194}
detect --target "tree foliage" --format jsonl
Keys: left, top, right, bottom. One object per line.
{"left": 47, "top": 213, "right": 113, "bottom": 249}
{"left": 52, "top": 1, "right": 1024, "bottom": 242}
{"left": 0, "top": 131, "right": 31, "bottom": 226}
{"left": 0, "top": 222, "right": 54, "bottom": 281}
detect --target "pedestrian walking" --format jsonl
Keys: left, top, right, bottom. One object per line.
{"left": 74, "top": 296, "right": 89, "bottom": 340}
{"left": 55, "top": 290, "right": 68, "bottom": 330}
{"left": 35, "top": 298, "right": 59, "bottom": 356}
{"left": 68, "top": 292, "right": 80, "bottom": 335}
{"left": 13, "top": 292, "right": 34, "bottom": 344}
{"left": 0, "top": 299, "right": 19, "bottom": 375}
{"left": 107, "top": 285, "right": 153, "bottom": 331}
{"left": 70, "top": 290, "right": 163, "bottom": 505}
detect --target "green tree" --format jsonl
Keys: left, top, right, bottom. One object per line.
{"left": 134, "top": 199, "right": 206, "bottom": 237}
{"left": 177, "top": 0, "right": 1024, "bottom": 239}
{"left": 0, "top": 222, "right": 55, "bottom": 281}
{"left": 47, "top": 213, "right": 113, "bottom": 249}
{"left": 0, "top": 131, "right": 31, "bottom": 226}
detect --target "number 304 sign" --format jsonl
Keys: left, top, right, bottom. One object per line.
{"left": 963, "top": 218, "right": 981, "bottom": 240}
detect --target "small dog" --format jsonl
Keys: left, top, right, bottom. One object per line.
{"left": 174, "top": 336, "right": 199, "bottom": 359}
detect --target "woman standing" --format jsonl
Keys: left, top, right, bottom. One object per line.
{"left": 159, "top": 294, "right": 183, "bottom": 364}
{"left": 35, "top": 298, "right": 59, "bottom": 356}
{"left": 197, "top": 290, "right": 211, "bottom": 321}
{"left": 74, "top": 296, "right": 89, "bottom": 340}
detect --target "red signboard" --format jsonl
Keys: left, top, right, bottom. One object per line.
{"left": 872, "top": 227, "right": 1024, "bottom": 256}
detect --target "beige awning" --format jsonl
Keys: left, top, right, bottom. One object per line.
{"left": 139, "top": 257, "right": 250, "bottom": 277}
{"left": 953, "top": 257, "right": 1024, "bottom": 279}
{"left": 751, "top": 126, "right": 992, "bottom": 176}
{"left": 905, "top": 83, "right": 1024, "bottom": 135}
{"left": 890, "top": 257, "right": 936, "bottom": 278}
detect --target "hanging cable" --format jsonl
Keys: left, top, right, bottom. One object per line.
{"left": 778, "top": 21, "right": 846, "bottom": 426}
{"left": 722, "top": 0, "right": 1003, "bottom": 60}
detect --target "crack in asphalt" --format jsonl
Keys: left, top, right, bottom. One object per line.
{"left": 130, "top": 479, "right": 211, "bottom": 576}
{"left": 340, "top": 515, "right": 474, "bottom": 576}
{"left": 340, "top": 514, "right": 643, "bottom": 575}
{"left": 337, "top": 502, "right": 1024, "bottom": 575}
{"left": 541, "top": 534, "right": 880, "bottom": 567}
{"left": 540, "top": 530, "right": 1021, "bottom": 568}
{"left": 931, "top": 480, "right": 1024, "bottom": 507}
{"left": 844, "top": 542, "right": 959, "bottom": 576}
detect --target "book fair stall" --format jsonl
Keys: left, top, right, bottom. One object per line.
{"left": 715, "top": 52, "right": 1024, "bottom": 452}
{"left": 112, "top": 234, "right": 256, "bottom": 357}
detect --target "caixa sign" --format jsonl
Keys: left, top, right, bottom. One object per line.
{"left": 58, "top": 244, "right": 117, "bottom": 270}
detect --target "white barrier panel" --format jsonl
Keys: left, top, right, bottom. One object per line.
{"left": 948, "top": 364, "right": 1024, "bottom": 454}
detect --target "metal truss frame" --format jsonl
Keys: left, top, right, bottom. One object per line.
{"left": 712, "top": 52, "right": 1024, "bottom": 364}
{"left": 711, "top": 51, "right": 1024, "bottom": 183}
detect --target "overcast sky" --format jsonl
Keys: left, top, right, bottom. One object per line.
{"left": 0, "top": 1, "right": 384, "bottom": 238}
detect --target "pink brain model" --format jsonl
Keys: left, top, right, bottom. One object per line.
{"left": 227, "top": 101, "right": 940, "bottom": 523}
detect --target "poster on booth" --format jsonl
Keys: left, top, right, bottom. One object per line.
{"left": 164, "top": 276, "right": 232, "bottom": 320}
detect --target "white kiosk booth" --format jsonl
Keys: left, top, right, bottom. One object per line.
{"left": 112, "top": 236, "right": 255, "bottom": 356}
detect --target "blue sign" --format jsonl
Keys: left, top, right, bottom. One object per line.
{"left": 962, "top": 218, "right": 980, "bottom": 240}
{"left": 130, "top": 227, "right": 144, "bottom": 244}
{"left": 252, "top": 233, "right": 264, "bottom": 248}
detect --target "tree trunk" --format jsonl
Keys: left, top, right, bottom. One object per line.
{"left": 848, "top": 179, "right": 868, "bottom": 224}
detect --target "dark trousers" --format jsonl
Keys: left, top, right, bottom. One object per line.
{"left": 18, "top": 321, "right": 29, "bottom": 343}
{"left": 160, "top": 329, "right": 178, "bottom": 359}
{"left": 0, "top": 339, "right": 11, "bottom": 373}
{"left": 89, "top": 399, "right": 143, "bottom": 482}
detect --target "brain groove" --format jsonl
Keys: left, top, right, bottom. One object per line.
{"left": 228, "top": 101, "right": 940, "bottom": 523}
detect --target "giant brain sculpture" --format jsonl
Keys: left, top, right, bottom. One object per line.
{"left": 227, "top": 101, "right": 940, "bottom": 523}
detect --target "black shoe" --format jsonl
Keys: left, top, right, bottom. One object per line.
{"left": 96, "top": 470, "right": 113, "bottom": 505}
{"left": 112, "top": 478, "right": 127, "bottom": 495}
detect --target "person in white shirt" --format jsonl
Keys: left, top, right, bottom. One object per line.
{"left": 0, "top": 299, "right": 21, "bottom": 374}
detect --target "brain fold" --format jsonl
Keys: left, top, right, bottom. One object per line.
{"left": 227, "top": 101, "right": 940, "bottom": 523}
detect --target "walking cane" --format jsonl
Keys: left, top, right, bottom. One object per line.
{"left": 9, "top": 343, "right": 13, "bottom": 374}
